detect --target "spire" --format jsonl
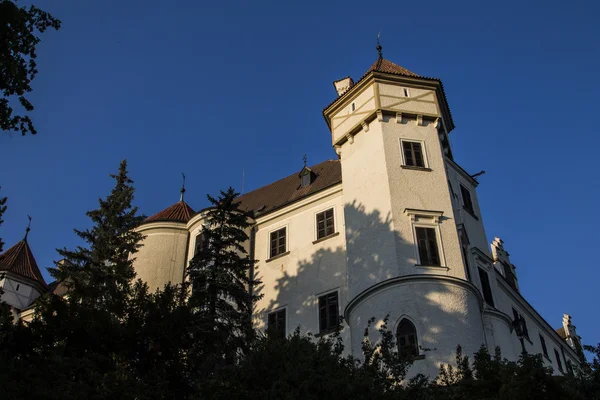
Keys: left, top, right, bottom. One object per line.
{"left": 180, "top": 173, "right": 186, "bottom": 202}
{"left": 24, "top": 214, "right": 32, "bottom": 242}
{"left": 376, "top": 32, "right": 383, "bottom": 59}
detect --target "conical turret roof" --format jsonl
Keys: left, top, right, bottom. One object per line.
{"left": 0, "top": 240, "right": 47, "bottom": 288}
{"left": 144, "top": 201, "right": 195, "bottom": 224}
{"left": 365, "top": 57, "right": 419, "bottom": 77}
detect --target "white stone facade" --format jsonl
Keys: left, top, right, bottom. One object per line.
{"left": 131, "top": 57, "right": 584, "bottom": 378}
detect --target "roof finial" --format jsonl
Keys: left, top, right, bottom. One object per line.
{"left": 24, "top": 214, "right": 32, "bottom": 242}
{"left": 180, "top": 173, "right": 186, "bottom": 202}
{"left": 303, "top": 154, "right": 307, "bottom": 167}
{"left": 376, "top": 31, "right": 383, "bottom": 59}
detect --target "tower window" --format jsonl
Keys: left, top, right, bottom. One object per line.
{"left": 270, "top": 227, "right": 287, "bottom": 258}
{"left": 402, "top": 140, "right": 425, "bottom": 168}
{"left": 301, "top": 172, "right": 311, "bottom": 187}
{"left": 539, "top": 334, "right": 549, "bottom": 358}
{"left": 415, "top": 227, "right": 441, "bottom": 266}
{"left": 460, "top": 185, "right": 475, "bottom": 215}
{"left": 267, "top": 308, "right": 287, "bottom": 339}
{"left": 15, "top": 284, "right": 20, "bottom": 291}
{"left": 512, "top": 308, "right": 529, "bottom": 339}
{"left": 478, "top": 268, "right": 494, "bottom": 307}
{"left": 194, "top": 232, "right": 207, "bottom": 255}
{"left": 554, "top": 349, "right": 563, "bottom": 371}
{"left": 318, "top": 291, "right": 339, "bottom": 334}
{"left": 316, "top": 208, "right": 335, "bottom": 240}
{"left": 397, "top": 319, "right": 419, "bottom": 358}
{"left": 351, "top": 102, "right": 356, "bottom": 112}
{"left": 403, "top": 88, "right": 410, "bottom": 97}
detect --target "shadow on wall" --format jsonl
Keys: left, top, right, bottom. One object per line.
{"left": 253, "top": 201, "right": 480, "bottom": 373}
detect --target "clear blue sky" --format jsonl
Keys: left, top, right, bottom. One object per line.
{"left": 1, "top": 0, "right": 598, "bottom": 345}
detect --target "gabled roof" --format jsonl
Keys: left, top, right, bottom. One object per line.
{"left": 0, "top": 240, "right": 47, "bottom": 288}
{"left": 365, "top": 58, "right": 419, "bottom": 77}
{"left": 144, "top": 201, "right": 195, "bottom": 224}
{"left": 236, "top": 160, "right": 342, "bottom": 217}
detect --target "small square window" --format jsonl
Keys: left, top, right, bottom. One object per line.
{"left": 316, "top": 208, "right": 335, "bottom": 240}
{"left": 478, "top": 268, "right": 494, "bottom": 307}
{"left": 318, "top": 291, "right": 339, "bottom": 334}
{"left": 402, "top": 141, "right": 425, "bottom": 168}
{"left": 460, "top": 185, "right": 475, "bottom": 215}
{"left": 267, "top": 308, "right": 286, "bottom": 339}
{"left": 270, "top": 228, "right": 287, "bottom": 258}
{"left": 415, "top": 227, "right": 441, "bottom": 266}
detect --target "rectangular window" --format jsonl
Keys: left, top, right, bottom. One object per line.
{"left": 267, "top": 308, "right": 286, "bottom": 339}
{"left": 503, "top": 263, "right": 518, "bottom": 291}
{"left": 270, "top": 227, "right": 287, "bottom": 258}
{"left": 318, "top": 291, "right": 339, "bottom": 334}
{"left": 460, "top": 185, "right": 475, "bottom": 214}
{"left": 402, "top": 141, "right": 425, "bottom": 168}
{"left": 478, "top": 268, "right": 494, "bottom": 307}
{"left": 539, "top": 334, "right": 549, "bottom": 358}
{"left": 195, "top": 232, "right": 206, "bottom": 255}
{"left": 403, "top": 88, "right": 410, "bottom": 97}
{"left": 316, "top": 208, "right": 335, "bottom": 240}
{"left": 415, "top": 227, "right": 441, "bottom": 266}
{"left": 554, "top": 349, "right": 563, "bottom": 371}
{"left": 512, "top": 307, "right": 530, "bottom": 340}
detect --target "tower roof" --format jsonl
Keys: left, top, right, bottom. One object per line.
{"left": 144, "top": 201, "right": 195, "bottom": 224}
{"left": 0, "top": 240, "right": 47, "bottom": 288}
{"left": 365, "top": 58, "right": 419, "bottom": 78}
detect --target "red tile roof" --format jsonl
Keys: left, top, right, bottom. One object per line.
{"left": 144, "top": 201, "right": 195, "bottom": 224}
{"left": 0, "top": 240, "right": 47, "bottom": 288}
{"left": 365, "top": 58, "right": 419, "bottom": 77}
{"left": 236, "top": 160, "right": 342, "bottom": 217}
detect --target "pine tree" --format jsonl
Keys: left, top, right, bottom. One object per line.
{"left": 50, "top": 160, "right": 145, "bottom": 316}
{"left": 187, "top": 187, "right": 261, "bottom": 366}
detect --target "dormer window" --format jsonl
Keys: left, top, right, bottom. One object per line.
{"left": 299, "top": 164, "right": 313, "bottom": 188}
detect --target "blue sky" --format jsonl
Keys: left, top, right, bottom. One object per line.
{"left": 1, "top": 0, "right": 598, "bottom": 345}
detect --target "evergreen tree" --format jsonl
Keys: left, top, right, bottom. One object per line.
{"left": 1, "top": 0, "right": 61, "bottom": 135}
{"left": 50, "top": 160, "right": 145, "bottom": 316}
{"left": 187, "top": 187, "right": 261, "bottom": 367}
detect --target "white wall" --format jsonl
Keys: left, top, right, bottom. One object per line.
{"left": 0, "top": 276, "right": 41, "bottom": 310}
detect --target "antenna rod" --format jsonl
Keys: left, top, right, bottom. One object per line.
{"left": 180, "top": 173, "right": 186, "bottom": 201}
{"left": 24, "top": 214, "right": 32, "bottom": 241}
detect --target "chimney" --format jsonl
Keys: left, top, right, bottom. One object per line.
{"left": 333, "top": 77, "right": 354, "bottom": 97}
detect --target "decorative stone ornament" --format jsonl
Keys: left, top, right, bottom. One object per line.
{"left": 396, "top": 112, "right": 403, "bottom": 124}
{"left": 361, "top": 121, "right": 369, "bottom": 132}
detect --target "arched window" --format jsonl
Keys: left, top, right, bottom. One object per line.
{"left": 397, "top": 318, "right": 418, "bottom": 358}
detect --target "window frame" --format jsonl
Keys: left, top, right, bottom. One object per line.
{"left": 512, "top": 307, "right": 530, "bottom": 340}
{"left": 459, "top": 184, "right": 476, "bottom": 216}
{"left": 477, "top": 267, "right": 495, "bottom": 307}
{"left": 539, "top": 334, "right": 549, "bottom": 358}
{"left": 266, "top": 306, "right": 287, "bottom": 339}
{"left": 396, "top": 317, "right": 420, "bottom": 359}
{"left": 554, "top": 348, "right": 564, "bottom": 372}
{"left": 194, "top": 231, "right": 207, "bottom": 256}
{"left": 400, "top": 139, "right": 428, "bottom": 169}
{"left": 315, "top": 207, "right": 336, "bottom": 241}
{"left": 406, "top": 210, "right": 446, "bottom": 268}
{"left": 317, "top": 289, "right": 340, "bottom": 335}
{"left": 268, "top": 226, "right": 288, "bottom": 260}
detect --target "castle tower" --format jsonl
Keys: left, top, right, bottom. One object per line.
{"left": 0, "top": 237, "right": 47, "bottom": 311}
{"left": 133, "top": 199, "right": 194, "bottom": 290}
{"left": 323, "top": 49, "right": 487, "bottom": 376}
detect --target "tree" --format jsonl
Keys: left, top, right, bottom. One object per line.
{"left": 0, "top": 0, "right": 60, "bottom": 135}
{"left": 187, "top": 187, "right": 261, "bottom": 368}
{"left": 50, "top": 160, "right": 145, "bottom": 316}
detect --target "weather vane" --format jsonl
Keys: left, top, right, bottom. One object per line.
{"left": 303, "top": 154, "right": 307, "bottom": 167}
{"left": 24, "top": 214, "right": 32, "bottom": 241}
{"left": 376, "top": 31, "right": 383, "bottom": 59}
{"left": 180, "top": 173, "right": 186, "bottom": 202}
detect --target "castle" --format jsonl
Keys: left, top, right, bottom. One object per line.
{"left": 0, "top": 50, "right": 584, "bottom": 378}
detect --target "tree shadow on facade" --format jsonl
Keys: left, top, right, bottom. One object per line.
{"left": 253, "top": 201, "right": 484, "bottom": 378}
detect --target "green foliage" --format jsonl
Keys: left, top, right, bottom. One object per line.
{"left": 0, "top": 0, "right": 60, "bottom": 135}
{"left": 187, "top": 187, "right": 262, "bottom": 367}
{"left": 50, "top": 160, "right": 145, "bottom": 316}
